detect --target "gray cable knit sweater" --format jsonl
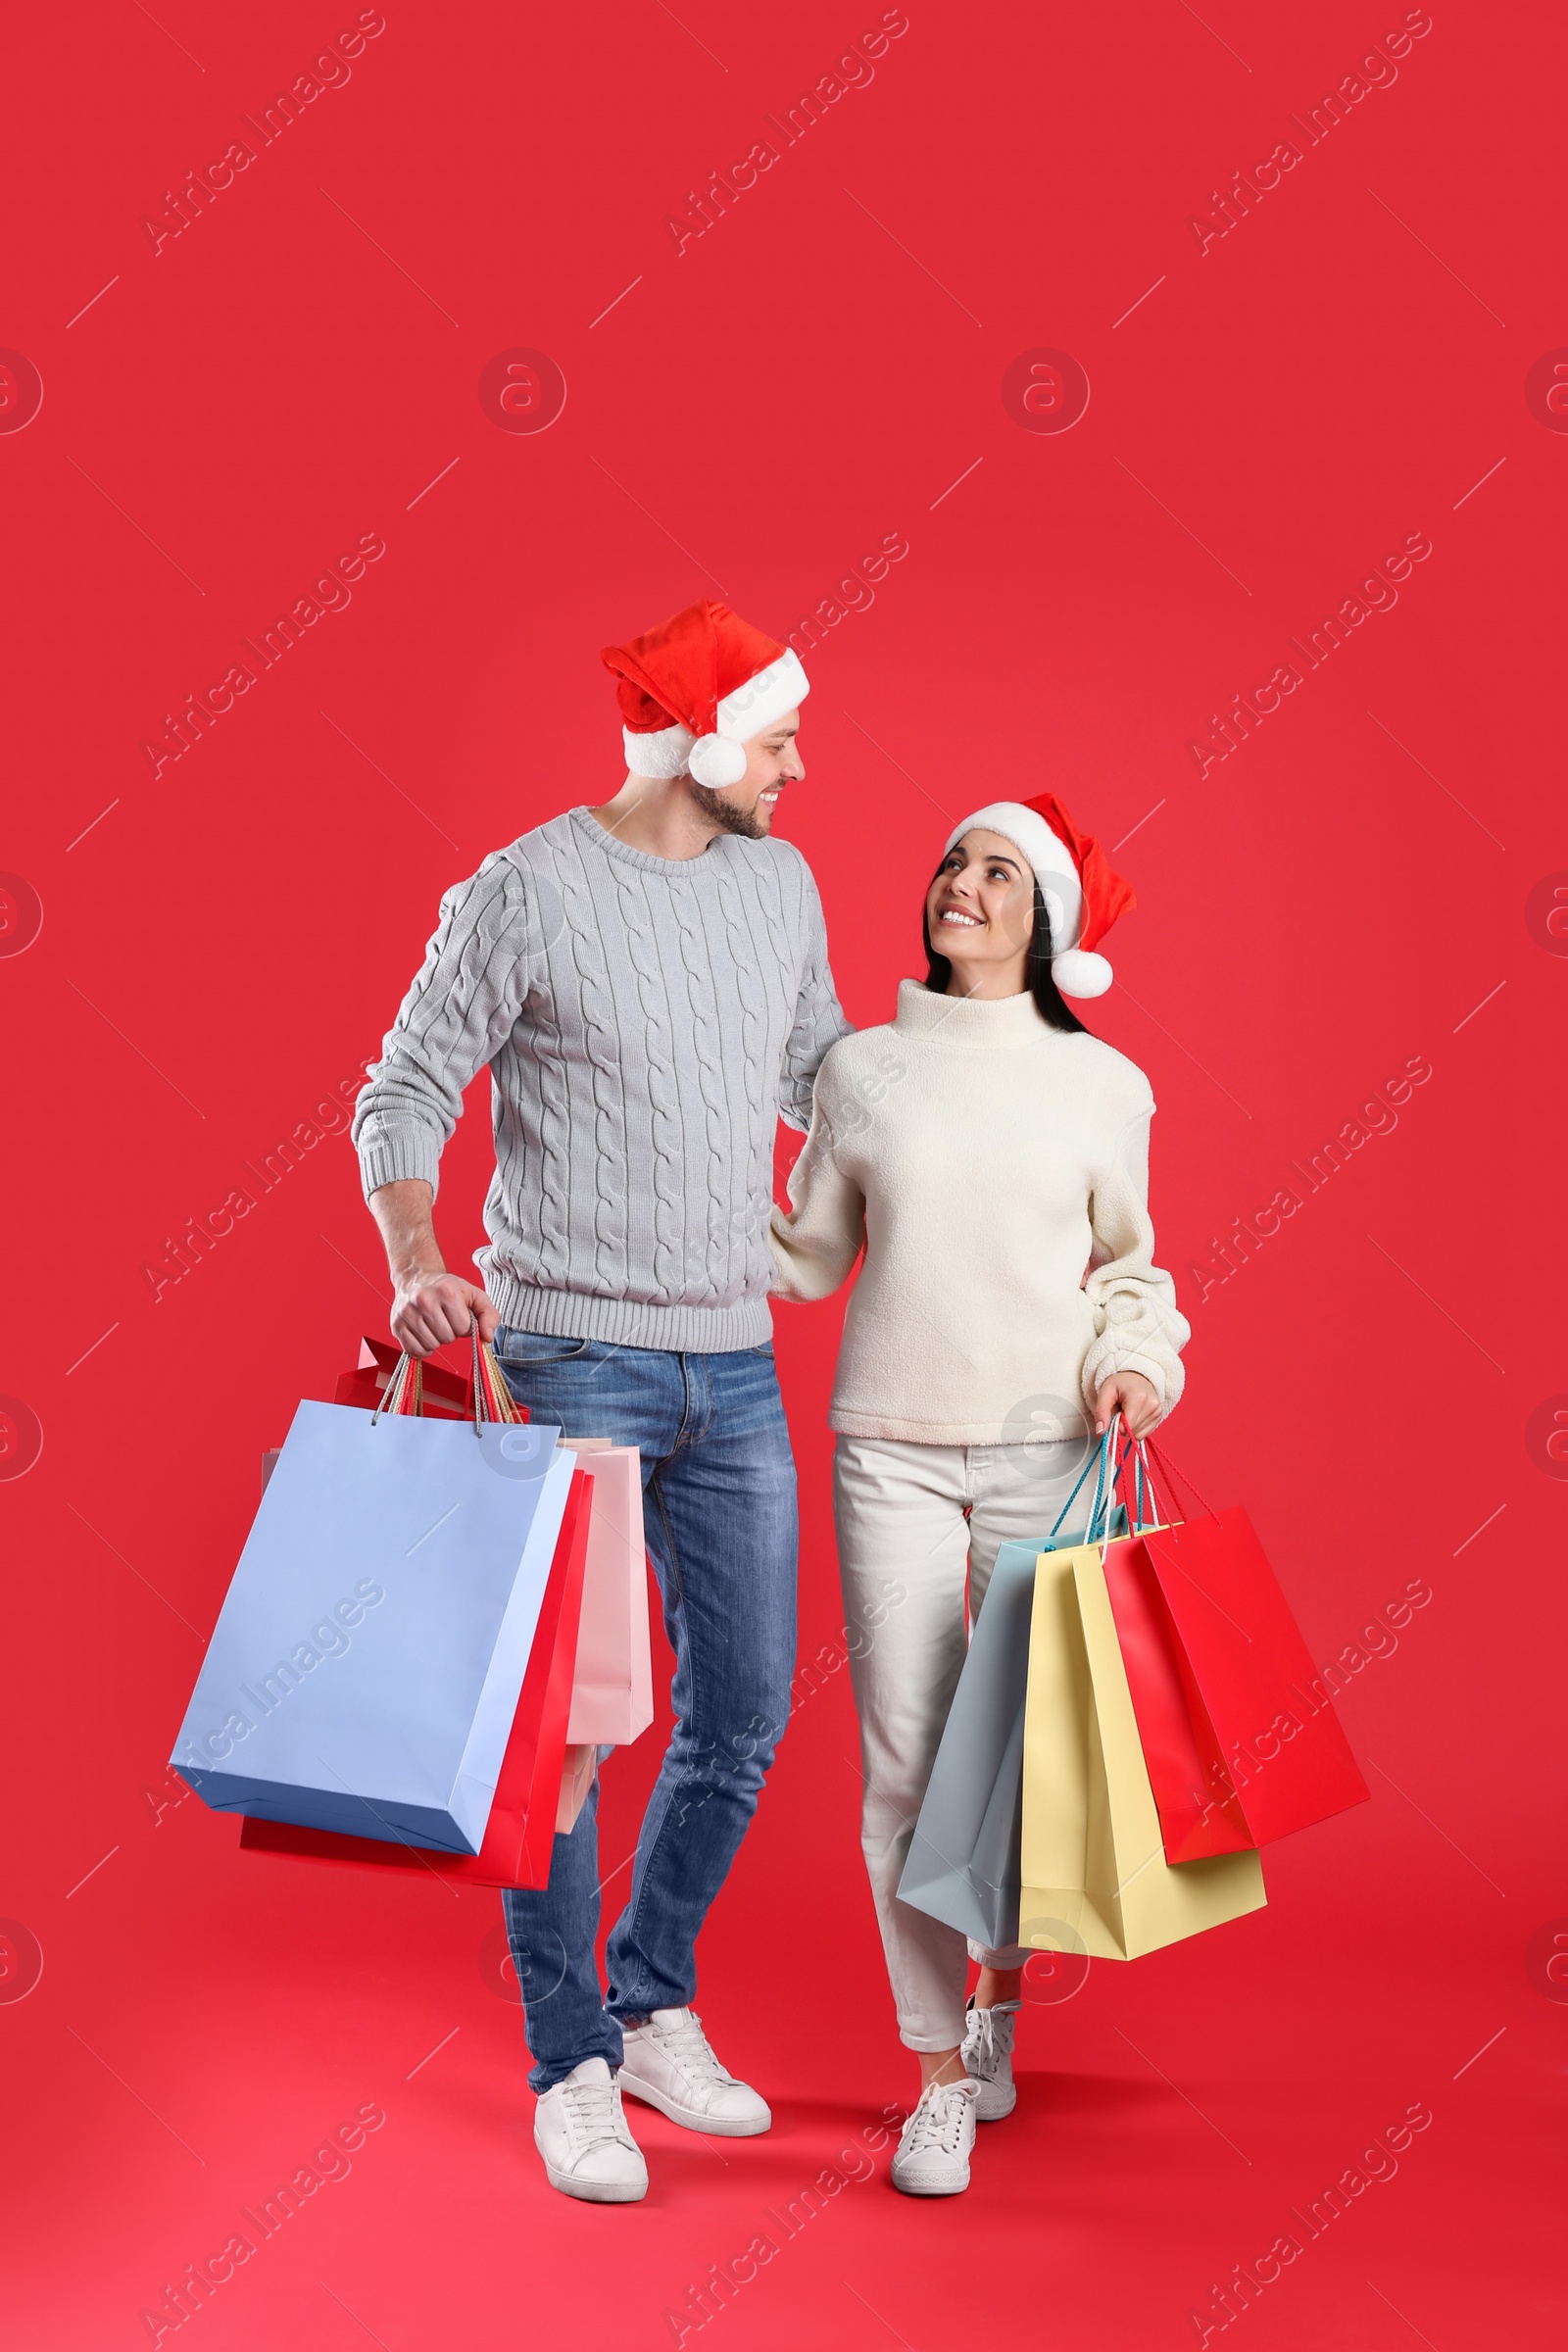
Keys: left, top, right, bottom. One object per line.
{"left": 353, "top": 808, "right": 850, "bottom": 1350}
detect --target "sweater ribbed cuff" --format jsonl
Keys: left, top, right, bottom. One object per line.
{"left": 357, "top": 1126, "right": 444, "bottom": 1203}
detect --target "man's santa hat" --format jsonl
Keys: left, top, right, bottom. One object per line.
{"left": 602, "top": 599, "right": 808, "bottom": 788}
{"left": 943, "top": 792, "right": 1136, "bottom": 999}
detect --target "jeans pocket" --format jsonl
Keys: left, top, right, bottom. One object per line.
{"left": 495, "top": 1326, "right": 593, "bottom": 1367}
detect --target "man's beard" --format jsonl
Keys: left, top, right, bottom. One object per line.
{"left": 688, "top": 780, "right": 773, "bottom": 840}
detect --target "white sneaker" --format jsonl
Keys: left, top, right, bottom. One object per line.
{"left": 533, "top": 2057, "right": 648, "bottom": 2203}
{"left": 961, "top": 1997, "right": 1018, "bottom": 2121}
{"left": 890, "top": 2077, "right": 979, "bottom": 2195}
{"left": 617, "top": 2007, "right": 771, "bottom": 2137}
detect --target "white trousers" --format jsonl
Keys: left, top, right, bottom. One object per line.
{"left": 833, "top": 1431, "right": 1101, "bottom": 2051}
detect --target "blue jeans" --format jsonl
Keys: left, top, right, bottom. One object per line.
{"left": 494, "top": 1330, "right": 798, "bottom": 2092}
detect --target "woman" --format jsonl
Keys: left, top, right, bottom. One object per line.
{"left": 769, "top": 792, "right": 1190, "bottom": 2196}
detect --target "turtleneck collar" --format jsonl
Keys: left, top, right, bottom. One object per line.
{"left": 892, "top": 976, "right": 1060, "bottom": 1046}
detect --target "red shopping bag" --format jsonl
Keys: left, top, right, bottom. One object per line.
{"left": 333, "top": 1335, "right": 528, "bottom": 1424}
{"left": 1098, "top": 1534, "right": 1253, "bottom": 1860}
{"left": 241, "top": 1461, "right": 590, "bottom": 1888}
{"left": 1099, "top": 1436, "right": 1368, "bottom": 1861}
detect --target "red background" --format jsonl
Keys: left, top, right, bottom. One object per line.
{"left": 2, "top": 2, "right": 1564, "bottom": 2344}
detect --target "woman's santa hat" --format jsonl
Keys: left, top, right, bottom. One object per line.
{"left": 601, "top": 599, "right": 808, "bottom": 789}
{"left": 943, "top": 793, "right": 1136, "bottom": 999}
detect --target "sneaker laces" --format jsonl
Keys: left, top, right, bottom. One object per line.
{"left": 652, "top": 2011, "right": 734, "bottom": 2086}
{"left": 557, "top": 2073, "right": 625, "bottom": 2152}
{"left": 902, "top": 2079, "right": 975, "bottom": 2156}
{"left": 965, "top": 2003, "right": 1014, "bottom": 2079}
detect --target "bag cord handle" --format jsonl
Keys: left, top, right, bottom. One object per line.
{"left": 1077, "top": 1419, "right": 1188, "bottom": 1546}
{"left": 1046, "top": 1429, "right": 1113, "bottom": 1543}
{"left": 1044, "top": 1416, "right": 1152, "bottom": 1546}
{"left": 1094, "top": 1416, "right": 1160, "bottom": 1543}
{"left": 1042, "top": 1419, "right": 1219, "bottom": 1547}
{"left": 1139, "top": 1432, "right": 1221, "bottom": 1524}
{"left": 371, "top": 1328, "right": 523, "bottom": 1433}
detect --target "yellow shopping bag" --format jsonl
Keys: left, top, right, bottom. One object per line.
{"left": 1020, "top": 1543, "right": 1266, "bottom": 1961}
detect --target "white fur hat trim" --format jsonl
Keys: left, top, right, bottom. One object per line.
{"left": 623, "top": 722, "right": 696, "bottom": 778}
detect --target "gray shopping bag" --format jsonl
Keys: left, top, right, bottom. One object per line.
{"left": 897, "top": 1540, "right": 1040, "bottom": 1949}
{"left": 898, "top": 1506, "right": 1129, "bottom": 1948}
{"left": 172, "top": 1400, "right": 572, "bottom": 1855}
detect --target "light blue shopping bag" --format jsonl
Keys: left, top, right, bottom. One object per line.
{"left": 172, "top": 1398, "right": 573, "bottom": 1855}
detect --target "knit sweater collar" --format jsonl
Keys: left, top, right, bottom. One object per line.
{"left": 892, "top": 977, "right": 1055, "bottom": 1046}
{"left": 567, "top": 804, "right": 752, "bottom": 878}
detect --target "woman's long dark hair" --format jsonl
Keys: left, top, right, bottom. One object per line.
{"left": 922, "top": 865, "right": 1088, "bottom": 1034}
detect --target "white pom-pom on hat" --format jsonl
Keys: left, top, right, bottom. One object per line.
{"left": 687, "top": 733, "right": 749, "bottom": 788}
{"left": 1049, "top": 948, "right": 1113, "bottom": 999}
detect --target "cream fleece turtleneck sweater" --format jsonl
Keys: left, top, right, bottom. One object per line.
{"left": 768, "top": 980, "right": 1190, "bottom": 1445}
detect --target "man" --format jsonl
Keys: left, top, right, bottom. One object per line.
{"left": 353, "top": 599, "right": 849, "bottom": 2202}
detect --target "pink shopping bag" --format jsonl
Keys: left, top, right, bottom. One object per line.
{"left": 560, "top": 1442, "right": 654, "bottom": 1746}
{"left": 556, "top": 1741, "right": 598, "bottom": 1833}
